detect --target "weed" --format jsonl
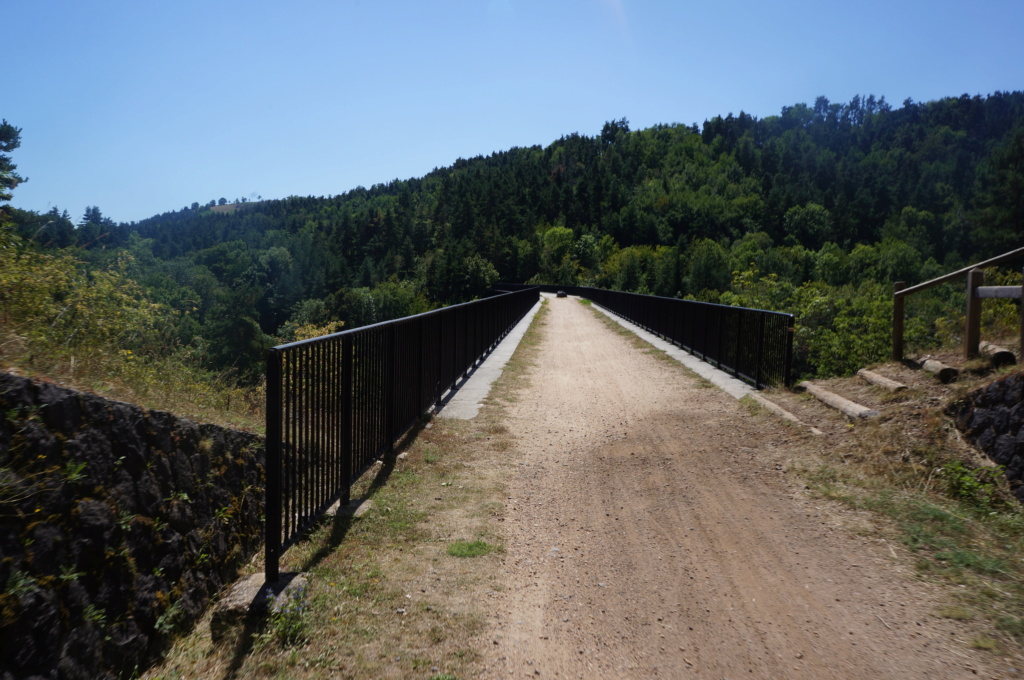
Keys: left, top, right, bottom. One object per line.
{"left": 59, "top": 565, "right": 84, "bottom": 582}
{"left": 155, "top": 600, "right": 185, "bottom": 635}
{"left": 969, "top": 634, "right": 999, "bottom": 650}
{"left": 996, "top": 615, "right": 1024, "bottom": 638}
{"left": 940, "top": 461, "right": 1000, "bottom": 509}
{"left": 117, "top": 510, "right": 134, "bottom": 532}
{"left": 63, "top": 459, "right": 87, "bottom": 484}
{"left": 83, "top": 604, "right": 106, "bottom": 626}
{"left": 4, "top": 568, "right": 35, "bottom": 597}
{"left": 268, "top": 583, "right": 311, "bottom": 647}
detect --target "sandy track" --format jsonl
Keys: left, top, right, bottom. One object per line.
{"left": 474, "top": 297, "right": 1005, "bottom": 679}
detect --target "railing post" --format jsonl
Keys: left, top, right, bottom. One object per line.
{"left": 702, "top": 306, "right": 710, "bottom": 360}
{"left": 965, "top": 268, "right": 984, "bottom": 359}
{"left": 716, "top": 309, "right": 724, "bottom": 369}
{"left": 755, "top": 313, "right": 766, "bottom": 389}
{"left": 892, "top": 281, "right": 905, "bottom": 361}
{"left": 733, "top": 309, "right": 742, "bottom": 378}
{"left": 340, "top": 335, "right": 353, "bottom": 507}
{"left": 784, "top": 322, "right": 794, "bottom": 389}
{"left": 387, "top": 323, "right": 397, "bottom": 454}
{"left": 265, "top": 349, "right": 283, "bottom": 583}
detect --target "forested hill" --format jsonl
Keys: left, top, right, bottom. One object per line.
{"left": 10, "top": 92, "right": 1024, "bottom": 380}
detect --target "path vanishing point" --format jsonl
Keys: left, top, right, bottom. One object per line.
{"left": 449, "top": 295, "right": 1008, "bottom": 679}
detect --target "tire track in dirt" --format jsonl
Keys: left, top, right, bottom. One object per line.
{"left": 473, "top": 297, "right": 1008, "bottom": 679}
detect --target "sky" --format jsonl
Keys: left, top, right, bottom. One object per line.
{"left": 6, "top": 0, "right": 1024, "bottom": 224}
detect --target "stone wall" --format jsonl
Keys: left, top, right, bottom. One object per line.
{"left": 0, "top": 372, "right": 265, "bottom": 680}
{"left": 949, "top": 370, "right": 1024, "bottom": 502}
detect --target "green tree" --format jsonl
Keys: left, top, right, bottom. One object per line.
{"left": 685, "top": 238, "right": 731, "bottom": 294}
{"left": 976, "top": 126, "right": 1024, "bottom": 253}
{"left": 539, "top": 226, "right": 575, "bottom": 279}
{"left": 782, "top": 203, "right": 832, "bottom": 250}
{"left": 0, "top": 120, "right": 25, "bottom": 205}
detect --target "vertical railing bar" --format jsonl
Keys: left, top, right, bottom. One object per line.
{"left": 265, "top": 349, "right": 282, "bottom": 582}
{"left": 341, "top": 334, "right": 353, "bottom": 507}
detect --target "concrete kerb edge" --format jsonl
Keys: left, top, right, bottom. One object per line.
{"left": 436, "top": 297, "right": 544, "bottom": 420}
{"left": 585, "top": 299, "right": 822, "bottom": 436}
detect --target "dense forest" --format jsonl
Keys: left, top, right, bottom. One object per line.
{"left": 4, "top": 92, "right": 1024, "bottom": 386}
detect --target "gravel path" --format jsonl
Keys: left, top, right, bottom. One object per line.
{"left": 474, "top": 297, "right": 1007, "bottom": 679}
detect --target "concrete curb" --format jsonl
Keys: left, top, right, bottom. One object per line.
{"left": 437, "top": 297, "right": 544, "bottom": 420}
{"left": 586, "top": 300, "right": 822, "bottom": 435}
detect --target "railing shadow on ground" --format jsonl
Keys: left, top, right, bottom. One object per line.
{"left": 262, "top": 284, "right": 792, "bottom": 585}
{"left": 264, "top": 287, "right": 539, "bottom": 581}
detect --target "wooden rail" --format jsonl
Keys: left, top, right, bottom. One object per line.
{"left": 893, "top": 247, "right": 1024, "bottom": 362}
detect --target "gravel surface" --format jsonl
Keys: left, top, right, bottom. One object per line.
{"left": 473, "top": 297, "right": 1011, "bottom": 679}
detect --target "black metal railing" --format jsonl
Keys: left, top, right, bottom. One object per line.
{"left": 265, "top": 287, "right": 539, "bottom": 579}
{"left": 497, "top": 284, "right": 793, "bottom": 389}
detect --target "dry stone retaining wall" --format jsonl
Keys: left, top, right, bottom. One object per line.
{"left": 0, "top": 372, "right": 265, "bottom": 680}
{"left": 949, "top": 370, "right": 1024, "bottom": 502}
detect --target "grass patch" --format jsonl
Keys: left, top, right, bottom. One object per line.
{"left": 938, "top": 605, "right": 974, "bottom": 621}
{"left": 970, "top": 634, "right": 1000, "bottom": 651}
{"left": 144, "top": 291, "right": 547, "bottom": 680}
{"left": 447, "top": 539, "right": 498, "bottom": 558}
{"left": 784, "top": 366, "right": 1024, "bottom": 652}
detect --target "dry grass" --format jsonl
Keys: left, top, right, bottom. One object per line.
{"left": 773, "top": 361, "right": 1024, "bottom": 652}
{"left": 143, "top": 301, "right": 548, "bottom": 680}
{"left": 0, "top": 343, "right": 264, "bottom": 433}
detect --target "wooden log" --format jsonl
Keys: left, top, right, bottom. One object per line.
{"left": 857, "top": 368, "right": 907, "bottom": 392}
{"left": 748, "top": 393, "right": 824, "bottom": 436}
{"left": 980, "top": 341, "right": 1017, "bottom": 368}
{"left": 797, "top": 381, "right": 879, "bottom": 419}
{"left": 921, "top": 359, "right": 959, "bottom": 384}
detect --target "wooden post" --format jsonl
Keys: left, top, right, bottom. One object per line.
{"left": 892, "top": 281, "right": 905, "bottom": 361}
{"left": 965, "top": 268, "right": 984, "bottom": 359}
{"left": 1021, "top": 267, "right": 1024, "bottom": 363}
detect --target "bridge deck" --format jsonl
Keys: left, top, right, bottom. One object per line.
{"left": 474, "top": 295, "right": 993, "bottom": 679}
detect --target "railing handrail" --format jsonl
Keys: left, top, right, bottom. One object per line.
{"left": 265, "top": 286, "right": 540, "bottom": 580}
{"left": 894, "top": 246, "right": 1024, "bottom": 298}
{"left": 270, "top": 287, "right": 541, "bottom": 352}
{"left": 497, "top": 283, "right": 794, "bottom": 389}
{"left": 892, "top": 247, "right": 1024, "bottom": 361}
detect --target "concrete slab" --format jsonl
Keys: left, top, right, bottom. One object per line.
{"left": 437, "top": 298, "right": 543, "bottom": 420}
{"left": 210, "top": 571, "right": 308, "bottom": 642}
{"left": 327, "top": 498, "right": 374, "bottom": 518}
{"left": 587, "top": 300, "right": 754, "bottom": 400}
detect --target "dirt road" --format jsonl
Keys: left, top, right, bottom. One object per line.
{"left": 473, "top": 297, "right": 1007, "bottom": 679}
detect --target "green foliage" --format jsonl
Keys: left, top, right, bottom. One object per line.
{"left": 684, "top": 238, "right": 730, "bottom": 294}
{"left": 10, "top": 93, "right": 1024, "bottom": 381}
{"left": 63, "top": 459, "right": 87, "bottom": 485}
{"left": 3, "top": 567, "right": 36, "bottom": 597}
{"left": 268, "top": 583, "right": 311, "bottom": 646}
{"left": 941, "top": 461, "right": 1002, "bottom": 509}
{"left": 0, "top": 119, "right": 25, "bottom": 204}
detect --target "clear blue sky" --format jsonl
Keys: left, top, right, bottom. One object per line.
{"left": 7, "top": 0, "right": 1024, "bottom": 224}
